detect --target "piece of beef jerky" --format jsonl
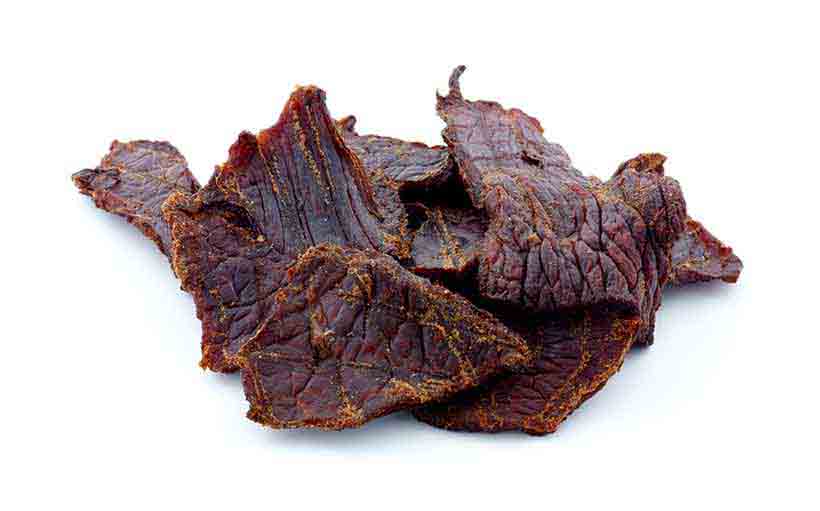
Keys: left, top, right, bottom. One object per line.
{"left": 438, "top": 67, "right": 686, "bottom": 317}
{"left": 237, "top": 244, "right": 531, "bottom": 430}
{"left": 409, "top": 205, "right": 486, "bottom": 278}
{"left": 668, "top": 217, "right": 743, "bottom": 285}
{"left": 413, "top": 68, "right": 687, "bottom": 434}
{"left": 414, "top": 307, "right": 640, "bottom": 435}
{"left": 164, "top": 86, "right": 410, "bottom": 372}
{"left": 338, "top": 115, "right": 453, "bottom": 191}
{"left": 72, "top": 140, "right": 201, "bottom": 257}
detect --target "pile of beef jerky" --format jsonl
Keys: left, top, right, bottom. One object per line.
{"left": 73, "top": 67, "right": 742, "bottom": 435}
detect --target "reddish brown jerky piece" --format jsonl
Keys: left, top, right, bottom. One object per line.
{"left": 438, "top": 67, "right": 686, "bottom": 317}
{"left": 668, "top": 217, "right": 743, "bottom": 285}
{"left": 409, "top": 204, "right": 742, "bottom": 293}
{"left": 72, "top": 140, "right": 201, "bottom": 257}
{"left": 414, "top": 307, "right": 640, "bottom": 435}
{"left": 413, "top": 68, "right": 687, "bottom": 433}
{"left": 237, "top": 244, "right": 532, "bottom": 430}
{"left": 606, "top": 153, "right": 686, "bottom": 345}
{"left": 164, "top": 86, "right": 410, "bottom": 372}
{"left": 338, "top": 115, "right": 453, "bottom": 191}
{"left": 410, "top": 205, "right": 486, "bottom": 278}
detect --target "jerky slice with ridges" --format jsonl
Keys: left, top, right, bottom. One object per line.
{"left": 72, "top": 140, "right": 201, "bottom": 257}
{"left": 413, "top": 306, "right": 640, "bottom": 435}
{"left": 413, "top": 68, "right": 687, "bottom": 434}
{"left": 438, "top": 67, "right": 686, "bottom": 318}
{"left": 238, "top": 244, "right": 531, "bottom": 430}
{"left": 338, "top": 115, "right": 453, "bottom": 191}
{"left": 164, "top": 86, "right": 408, "bottom": 372}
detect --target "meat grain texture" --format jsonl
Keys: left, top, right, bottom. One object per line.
{"left": 72, "top": 66, "right": 742, "bottom": 435}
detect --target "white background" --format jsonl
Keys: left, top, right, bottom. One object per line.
{"left": 2, "top": 1, "right": 817, "bottom": 509}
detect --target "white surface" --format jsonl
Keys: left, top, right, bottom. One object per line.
{"left": 2, "top": 1, "right": 817, "bottom": 509}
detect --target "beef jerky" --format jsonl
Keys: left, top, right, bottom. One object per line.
{"left": 410, "top": 205, "right": 486, "bottom": 278}
{"left": 414, "top": 307, "right": 640, "bottom": 435}
{"left": 163, "top": 86, "right": 409, "bottom": 372}
{"left": 413, "top": 68, "right": 687, "bottom": 434}
{"left": 338, "top": 115, "right": 453, "bottom": 191}
{"left": 162, "top": 80, "right": 531, "bottom": 431}
{"left": 237, "top": 244, "right": 531, "bottom": 430}
{"left": 437, "top": 67, "right": 686, "bottom": 317}
{"left": 72, "top": 140, "right": 201, "bottom": 257}
{"left": 669, "top": 217, "right": 743, "bottom": 285}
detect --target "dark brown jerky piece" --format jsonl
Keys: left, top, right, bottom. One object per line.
{"left": 72, "top": 140, "right": 201, "bottom": 257}
{"left": 409, "top": 205, "right": 486, "bottom": 278}
{"left": 164, "top": 86, "right": 410, "bottom": 372}
{"left": 237, "top": 244, "right": 531, "bottom": 430}
{"left": 668, "top": 217, "right": 743, "bottom": 285}
{"left": 414, "top": 307, "right": 640, "bottom": 435}
{"left": 438, "top": 67, "right": 686, "bottom": 317}
{"left": 413, "top": 68, "right": 687, "bottom": 433}
{"left": 606, "top": 153, "right": 686, "bottom": 345}
{"left": 338, "top": 115, "right": 453, "bottom": 191}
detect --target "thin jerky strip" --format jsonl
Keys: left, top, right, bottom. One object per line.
{"left": 409, "top": 205, "right": 486, "bottom": 278}
{"left": 164, "top": 86, "right": 406, "bottom": 372}
{"left": 238, "top": 244, "right": 531, "bottom": 430}
{"left": 338, "top": 115, "right": 453, "bottom": 191}
{"left": 669, "top": 217, "right": 743, "bottom": 285}
{"left": 404, "top": 174, "right": 740, "bottom": 292}
{"left": 414, "top": 308, "right": 640, "bottom": 435}
{"left": 73, "top": 140, "right": 201, "bottom": 257}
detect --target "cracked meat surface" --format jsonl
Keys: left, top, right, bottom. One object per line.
{"left": 412, "top": 68, "right": 687, "bottom": 433}
{"left": 72, "top": 140, "right": 201, "bottom": 257}
{"left": 437, "top": 67, "right": 686, "bottom": 317}
{"left": 414, "top": 306, "right": 640, "bottom": 435}
{"left": 71, "top": 66, "right": 741, "bottom": 435}
{"left": 338, "top": 115, "right": 453, "bottom": 191}
{"left": 163, "top": 86, "right": 408, "bottom": 372}
{"left": 160, "top": 85, "right": 531, "bottom": 429}
{"left": 239, "top": 244, "right": 531, "bottom": 430}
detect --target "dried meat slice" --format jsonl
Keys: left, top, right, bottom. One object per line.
{"left": 413, "top": 307, "right": 640, "bottom": 435}
{"left": 669, "top": 217, "right": 743, "bottom": 285}
{"left": 413, "top": 68, "right": 688, "bottom": 433}
{"left": 402, "top": 155, "right": 739, "bottom": 294}
{"left": 409, "top": 205, "right": 486, "bottom": 278}
{"left": 237, "top": 244, "right": 532, "bottom": 430}
{"left": 164, "top": 86, "right": 410, "bottom": 372}
{"left": 338, "top": 115, "right": 453, "bottom": 191}
{"left": 437, "top": 67, "right": 686, "bottom": 318}
{"left": 72, "top": 140, "right": 201, "bottom": 257}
